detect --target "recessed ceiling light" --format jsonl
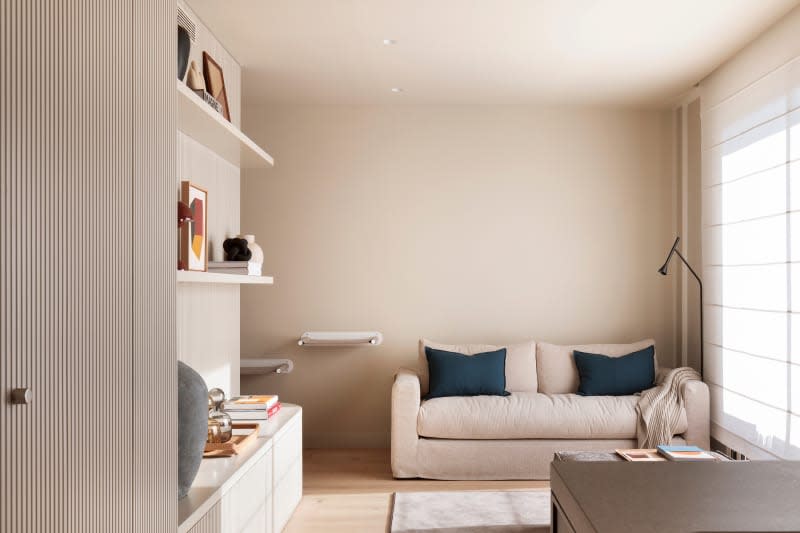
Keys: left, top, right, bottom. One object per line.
{"left": 383, "top": 39, "right": 397, "bottom": 45}
{"left": 391, "top": 87, "right": 404, "bottom": 93}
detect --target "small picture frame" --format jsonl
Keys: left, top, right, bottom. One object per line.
{"left": 202, "top": 51, "right": 230, "bottom": 121}
{"left": 180, "top": 181, "right": 208, "bottom": 272}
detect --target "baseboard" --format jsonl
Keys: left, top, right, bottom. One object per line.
{"left": 304, "top": 431, "right": 390, "bottom": 448}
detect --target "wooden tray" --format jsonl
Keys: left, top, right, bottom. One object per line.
{"left": 204, "top": 423, "right": 258, "bottom": 458}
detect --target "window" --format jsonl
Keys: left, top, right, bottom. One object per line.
{"left": 703, "top": 57, "right": 800, "bottom": 459}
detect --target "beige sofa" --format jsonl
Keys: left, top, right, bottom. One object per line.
{"left": 391, "top": 338, "right": 710, "bottom": 480}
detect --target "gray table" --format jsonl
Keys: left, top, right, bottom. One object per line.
{"left": 550, "top": 460, "right": 800, "bottom": 533}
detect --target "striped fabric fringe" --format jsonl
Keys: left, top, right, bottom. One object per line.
{"left": 636, "top": 367, "right": 702, "bottom": 448}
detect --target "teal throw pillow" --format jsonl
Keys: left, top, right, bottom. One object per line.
{"left": 424, "top": 347, "right": 510, "bottom": 400}
{"left": 573, "top": 345, "right": 655, "bottom": 396}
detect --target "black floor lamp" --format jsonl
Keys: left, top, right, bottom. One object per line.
{"left": 658, "top": 236, "right": 704, "bottom": 379}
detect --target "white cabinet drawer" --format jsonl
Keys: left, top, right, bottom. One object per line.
{"left": 222, "top": 449, "right": 273, "bottom": 533}
{"left": 241, "top": 502, "right": 272, "bottom": 533}
{"left": 273, "top": 458, "right": 302, "bottom": 532}
{"left": 273, "top": 419, "right": 302, "bottom": 484}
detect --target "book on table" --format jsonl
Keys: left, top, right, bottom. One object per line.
{"left": 224, "top": 395, "right": 279, "bottom": 410}
{"left": 657, "top": 445, "right": 717, "bottom": 461}
{"left": 229, "top": 404, "right": 283, "bottom": 437}
{"left": 227, "top": 401, "right": 282, "bottom": 421}
{"left": 615, "top": 448, "right": 666, "bottom": 462}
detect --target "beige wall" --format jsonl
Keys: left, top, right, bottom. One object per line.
{"left": 240, "top": 105, "right": 677, "bottom": 447}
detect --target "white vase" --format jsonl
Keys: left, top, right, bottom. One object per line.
{"left": 240, "top": 234, "right": 263, "bottom": 276}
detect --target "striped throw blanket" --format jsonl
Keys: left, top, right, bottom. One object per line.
{"left": 636, "top": 367, "right": 701, "bottom": 448}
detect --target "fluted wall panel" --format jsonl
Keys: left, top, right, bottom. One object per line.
{"left": 1, "top": 0, "right": 176, "bottom": 531}
{"left": 134, "top": 0, "right": 177, "bottom": 531}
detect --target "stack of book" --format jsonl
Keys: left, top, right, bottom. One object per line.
{"left": 224, "top": 395, "right": 281, "bottom": 427}
{"left": 615, "top": 445, "right": 723, "bottom": 462}
{"left": 208, "top": 261, "right": 261, "bottom": 276}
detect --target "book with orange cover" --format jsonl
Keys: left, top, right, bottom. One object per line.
{"left": 615, "top": 448, "right": 666, "bottom": 462}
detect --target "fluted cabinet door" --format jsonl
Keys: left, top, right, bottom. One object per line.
{"left": 0, "top": 1, "right": 176, "bottom": 532}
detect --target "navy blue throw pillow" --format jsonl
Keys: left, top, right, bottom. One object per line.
{"left": 573, "top": 345, "right": 655, "bottom": 396}
{"left": 424, "top": 347, "right": 510, "bottom": 400}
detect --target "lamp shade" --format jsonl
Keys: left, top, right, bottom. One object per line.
{"left": 658, "top": 236, "right": 680, "bottom": 275}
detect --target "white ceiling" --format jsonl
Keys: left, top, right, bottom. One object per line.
{"left": 188, "top": 0, "right": 799, "bottom": 107}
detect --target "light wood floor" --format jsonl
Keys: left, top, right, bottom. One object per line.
{"left": 284, "top": 449, "right": 549, "bottom": 533}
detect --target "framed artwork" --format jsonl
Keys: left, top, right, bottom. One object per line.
{"left": 180, "top": 181, "right": 208, "bottom": 272}
{"left": 202, "top": 51, "right": 230, "bottom": 121}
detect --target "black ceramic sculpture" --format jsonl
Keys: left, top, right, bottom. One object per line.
{"left": 223, "top": 237, "right": 252, "bottom": 261}
{"left": 177, "top": 26, "right": 191, "bottom": 80}
{"left": 178, "top": 361, "right": 208, "bottom": 499}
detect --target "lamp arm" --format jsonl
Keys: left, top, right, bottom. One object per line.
{"left": 674, "top": 249, "right": 702, "bottom": 288}
{"left": 674, "top": 248, "right": 704, "bottom": 380}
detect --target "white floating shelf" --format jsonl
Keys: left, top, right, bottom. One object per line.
{"left": 298, "top": 331, "right": 383, "bottom": 346}
{"left": 176, "top": 271, "right": 274, "bottom": 285}
{"left": 176, "top": 80, "right": 274, "bottom": 169}
{"left": 240, "top": 358, "right": 294, "bottom": 375}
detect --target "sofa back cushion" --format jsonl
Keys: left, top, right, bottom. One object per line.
{"left": 537, "top": 339, "right": 657, "bottom": 394}
{"left": 418, "top": 339, "right": 537, "bottom": 395}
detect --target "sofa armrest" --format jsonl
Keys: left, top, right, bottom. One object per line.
{"left": 391, "top": 367, "right": 421, "bottom": 478}
{"left": 680, "top": 377, "right": 710, "bottom": 449}
{"left": 655, "top": 366, "right": 710, "bottom": 448}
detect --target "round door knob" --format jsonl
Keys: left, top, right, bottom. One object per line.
{"left": 10, "top": 388, "right": 32, "bottom": 404}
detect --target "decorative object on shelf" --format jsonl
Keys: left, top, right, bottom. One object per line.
{"left": 177, "top": 201, "right": 193, "bottom": 225}
{"left": 240, "top": 357, "right": 294, "bottom": 375}
{"left": 178, "top": 361, "right": 208, "bottom": 499}
{"left": 203, "top": 423, "right": 259, "bottom": 458}
{"left": 223, "top": 237, "right": 251, "bottom": 261}
{"left": 180, "top": 181, "right": 208, "bottom": 272}
{"left": 240, "top": 234, "right": 263, "bottom": 276}
{"left": 202, "top": 51, "right": 231, "bottom": 121}
{"left": 186, "top": 60, "right": 205, "bottom": 91}
{"left": 177, "top": 201, "right": 194, "bottom": 270}
{"left": 177, "top": 25, "right": 191, "bottom": 81}
{"left": 658, "top": 236, "right": 704, "bottom": 379}
{"left": 207, "top": 418, "right": 222, "bottom": 443}
{"left": 200, "top": 92, "right": 223, "bottom": 114}
{"left": 207, "top": 387, "right": 233, "bottom": 443}
{"left": 298, "top": 331, "right": 384, "bottom": 346}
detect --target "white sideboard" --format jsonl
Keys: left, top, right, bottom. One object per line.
{"left": 179, "top": 405, "right": 303, "bottom": 533}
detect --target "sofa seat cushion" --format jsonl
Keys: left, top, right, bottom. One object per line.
{"left": 417, "top": 392, "right": 688, "bottom": 440}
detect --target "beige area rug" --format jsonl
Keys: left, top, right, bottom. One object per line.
{"left": 390, "top": 490, "right": 550, "bottom": 533}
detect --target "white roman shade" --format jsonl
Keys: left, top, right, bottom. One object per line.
{"left": 701, "top": 10, "right": 800, "bottom": 459}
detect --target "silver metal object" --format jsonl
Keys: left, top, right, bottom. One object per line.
{"left": 207, "top": 387, "right": 225, "bottom": 407}
{"left": 10, "top": 388, "right": 32, "bottom": 404}
{"left": 207, "top": 388, "right": 232, "bottom": 442}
